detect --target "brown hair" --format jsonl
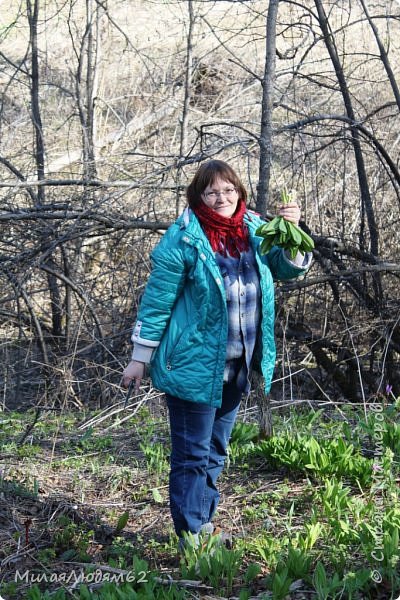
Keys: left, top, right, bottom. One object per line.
{"left": 186, "top": 160, "right": 247, "bottom": 209}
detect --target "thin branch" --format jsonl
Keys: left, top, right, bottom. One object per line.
{"left": 281, "top": 263, "right": 400, "bottom": 291}
{"left": 277, "top": 113, "right": 400, "bottom": 188}
{"left": 359, "top": 0, "right": 400, "bottom": 111}
{"left": 39, "top": 263, "right": 104, "bottom": 344}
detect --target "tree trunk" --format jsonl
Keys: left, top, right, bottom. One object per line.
{"left": 76, "top": 0, "right": 100, "bottom": 181}
{"left": 176, "top": 0, "right": 195, "bottom": 217}
{"left": 252, "top": 370, "right": 273, "bottom": 438}
{"left": 255, "top": 0, "right": 279, "bottom": 435}
{"left": 314, "top": 0, "right": 379, "bottom": 257}
{"left": 256, "top": 0, "right": 279, "bottom": 216}
{"left": 27, "top": 0, "right": 63, "bottom": 338}
{"left": 27, "top": 0, "right": 45, "bottom": 206}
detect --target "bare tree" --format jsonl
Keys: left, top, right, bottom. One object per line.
{"left": 256, "top": 0, "right": 279, "bottom": 216}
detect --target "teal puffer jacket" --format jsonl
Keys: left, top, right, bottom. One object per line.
{"left": 132, "top": 209, "right": 311, "bottom": 407}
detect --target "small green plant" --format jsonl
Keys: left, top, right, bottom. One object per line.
{"left": 107, "top": 537, "right": 139, "bottom": 565}
{"left": 255, "top": 432, "right": 372, "bottom": 487}
{"left": 0, "top": 581, "right": 19, "bottom": 598}
{"left": 180, "top": 533, "right": 243, "bottom": 596}
{"left": 296, "top": 522, "right": 324, "bottom": 551}
{"left": 285, "top": 544, "right": 312, "bottom": 579}
{"left": 342, "top": 569, "right": 373, "bottom": 599}
{"left": 37, "top": 547, "right": 57, "bottom": 565}
{"left": 0, "top": 475, "right": 39, "bottom": 499}
{"left": 312, "top": 562, "right": 343, "bottom": 599}
{"left": 319, "top": 478, "right": 352, "bottom": 518}
{"left": 51, "top": 515, "right": 93, "bottom": 561}
{"left": 243, "top": 562, "right": 262, "bottom": 584}
{"left": 269, "top": 565, "right": 293, "bottom": 600}
{"left": 145, "top": 528, "right": 178, "bottom": 556}
{"left": 16, "top": 444, "right": 42, "bottom": 458}
{"left": 77, "top": 427, "right": 113, "bottom": 452}
{"left": 377, "top": 527, "right": 400, "bottom": 586}
{"left": 131, "top": 483, "right": 151, "bottom": 502}
{"left": 109, "top": 466, "right": 134, "bottom": 492}
{"left": 140, "top": 440, "right": 168, "bottom": 477}
{"left": 228, "top": 422, "right": 259, "bottom": 463}
{"left": 249, "top": 533, "right": 289, "bottom": 568}
{"left": 55, "top": 456, "right": 87, "bottom": 469}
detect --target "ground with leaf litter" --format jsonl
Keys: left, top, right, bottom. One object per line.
{"left": 1, "top": 385, "right": 399, "bottom": 599}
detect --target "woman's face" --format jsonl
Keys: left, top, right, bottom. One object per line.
{"left": 201, "top": 177, "right": 239, "bottom": 218}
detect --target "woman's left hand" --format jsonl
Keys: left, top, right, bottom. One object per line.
{"left": 278, "top": 202, "right": 301, "bottom": 226}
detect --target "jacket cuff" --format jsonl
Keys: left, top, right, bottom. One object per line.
{"left": 132, "top": 343, "right": 154, "bottom": 363}
{"left": 284, "top": 250, "right": 312, "bottom": 269}
{"left": 131, "top": 320, "right": 160, "bottom": 347}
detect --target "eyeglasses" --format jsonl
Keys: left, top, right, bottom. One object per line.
{"left": 203, "top": 187, "right": 237, "bottom": 200}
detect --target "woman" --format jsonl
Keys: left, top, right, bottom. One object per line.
{"left": 122, "top": 160, "right": 312, "bottom": 548}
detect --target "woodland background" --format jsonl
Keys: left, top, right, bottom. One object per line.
{"left": 1, "top": 0, "right": 400, "bottom": 411}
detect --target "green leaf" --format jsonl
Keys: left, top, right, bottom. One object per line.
{"left": 278, "top": 231, "right": 288, "bottom": 245}
{"left": 78, "top": 586, "right": 92, "bottom": 600}
{"left": 27, "top": 586, "right": 42, "bottom": 600}
{"left": 278, "top": 217, "right": 288, "bottom": 234}
{"left": 299, "top": 229, "right": 315, "bottom": 251}
{"left": 287, "top": 221, "right": 302, "bottom": 245}
{"left": 151, "top": 488, "right": 163, "bottom": 503}
{"left": 244, "top": 562, "right": 262, "bottom": 583}
{"left": 59, "top": 548, "right": 77, "bottom": 561}
{"left": 313, "top": 561, "right": 328, "bottom": 589}
{"left": 115, "top": 510, "right": 130, "bottom": 533}
{"left": 260, "top": 238, "right": 274, "bottom": 255}
{"left": 255, "top": 225, "right": 264, "bottom": 236}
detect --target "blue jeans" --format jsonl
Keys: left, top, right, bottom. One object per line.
{"left": 166, "top": 381, "right": 242, "bottom": 537}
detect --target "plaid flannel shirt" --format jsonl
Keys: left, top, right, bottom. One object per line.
{"left": 215, "top": 248, "right": 261, "bottom": 392}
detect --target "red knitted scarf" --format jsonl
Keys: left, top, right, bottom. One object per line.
{"left": 193, "top": 198, "right": 249, "bottom": 257}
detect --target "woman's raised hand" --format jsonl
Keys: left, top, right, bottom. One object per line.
{"left": 277, "top": 202, "right": 301, "bottom": 226}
